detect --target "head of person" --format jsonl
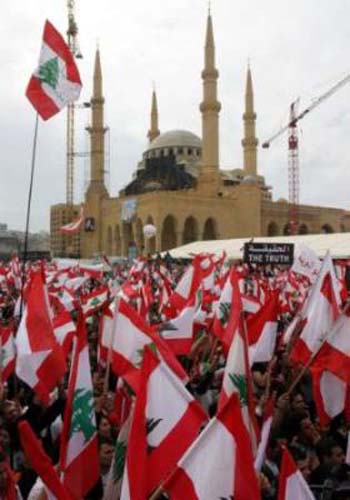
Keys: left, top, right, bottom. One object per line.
{"left": 98, "top": 415, "right": 112, "bottom": 439}
{"left": 316, "top": 438, "right": 345, "bottom": 467}
{"left": 99, "top": 437, "right": 114, "bottom": 475}
{"left": 0, "top": 400, "right": 21, "bottom": 424}
{"left": 289, "top": 445, "right": 311, "bottom": 482}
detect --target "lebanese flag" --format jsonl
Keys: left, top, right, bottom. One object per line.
{"left": 218, "top": 314, "right": 259, "bottom": 453}
{"left": 100, "top": 298, "right": 187, "bottom": 391}
{"left": 60, "top": 314, "right": 99, "bottom": 500}
{"left": 81, "top": 286, "right": 109, "bottom": 316}
{"left": 278, "top": 447, "right": 315, "bottom": 500}
{"left": 169, "top": 256, "right": 212, "bottom": 313}
{"left": 26, "top": 20, "right": 82, "bottom": 120}
{"left": 248, "top": 291, "right": 279, "bottom": 365}
{"left": 121, "top": 348, "right": 207, "bottom": 498}
{"left": 212, "top": 267, "right": 242, "bottom": 353}
{"left": 15, "top": 271, "right": 66, "bottom": 405}
{"left": 53, "top": 309, "right": 76, "bottom": 357}
{"left": 0, "top": 323, "right": 16, "bottom": 382}
{"left": 290, "top": 253, "right": 341, "bottom": 365}
{"left": 60, "top": 207, "right": 84, "bottom": 234}
{"left": 310, "top": 308, "right": 350, "bottom": 425}
{"left": 163, "top": 393, "right": 260, "bottom": 500}
{"left": 158, "top": 298, "right": 196, "bottom": 355}
{"left": 18, "top": 421, "right": 71, "bottom": 500}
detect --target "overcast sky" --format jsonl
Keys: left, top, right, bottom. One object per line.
{"left": 1, "top": 0, "right": 350, "bottom": 232}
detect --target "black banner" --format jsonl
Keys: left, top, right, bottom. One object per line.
{"left": 243, "top": 242, "right": 294, "bottom": 265}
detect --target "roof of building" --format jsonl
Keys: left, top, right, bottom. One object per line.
{"left": 148, "top": 130, "right": 202, "bottom": 151}
{"left": 164, "top": 233, "right": 350, "bottom": 259}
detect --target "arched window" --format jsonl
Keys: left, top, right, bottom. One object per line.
{"left": 161, "top": 215, "right": 177, "bottom": 251}
{"left": 321, "top": 224, "right": 334, "bottom": 234}
{"left": 203, "top": 218, "right": 217, "bottom": 240}
{"left": 298, "top": 224, "right": 309, "bottom": 235}
{"left": 267, "top": 222, "right": 279, "bottom": 236}
{"left": 183, "top": 216, "right": 198, "bottom": 245}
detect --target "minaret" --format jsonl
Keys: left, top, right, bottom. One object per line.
{"left": 242, "top": 64, "right": 258, "bottom": 176}
{"left": 199, "top": 9, "right": 221, "bottom": 191}
{"left": 83, "top": 48, "right": 108, "bottom": 258}
{"left": 147, "top": 89, "right": 160, "bottom": 143}
{"left": 87, "top": 48, "right": 107, "bottom": 186}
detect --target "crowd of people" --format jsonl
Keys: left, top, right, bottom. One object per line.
{"left": 0, "top": 250, "right": 349, "bottom": 499}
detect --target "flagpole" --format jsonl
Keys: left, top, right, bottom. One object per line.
{"left": 20, "top": 112, "right": 39, "bottom": 317}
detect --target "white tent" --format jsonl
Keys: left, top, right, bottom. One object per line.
{"left": 165, "top": 233, "right": 350, "bottom": 260}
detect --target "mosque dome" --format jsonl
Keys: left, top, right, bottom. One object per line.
{"left": 242, "top": 175, "right": 259, "bottom": 186}
{"left": 148, "top": 130, "right": 202, "bottom": 151}
{"left": 277, "top": 198, "right": 289, "bottom": 203}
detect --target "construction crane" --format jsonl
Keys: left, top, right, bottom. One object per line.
{"left": 66, "top": 0, "right": 82, "bottom": 207}
{"left": 262, "top": 72, "right": 350, "bottom": 234}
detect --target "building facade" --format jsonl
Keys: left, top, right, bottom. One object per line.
{"left": 51, "top": 13, "right": 350, "bottom": 258}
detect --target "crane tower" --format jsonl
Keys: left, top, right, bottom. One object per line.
{"left": 288, "top": 102, "right": 299, "bottom": 234}
{"left": 66, "top": 0, "right": 82, "bottom": 206}
{"left": 262, "top": 71, "right": 350, "bottom": 233}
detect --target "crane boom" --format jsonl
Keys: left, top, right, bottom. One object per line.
{"left": 262, "top": 71, "right": 350, "bottom": 148}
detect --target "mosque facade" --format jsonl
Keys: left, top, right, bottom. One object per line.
{"left": 50, "top": 13, "right": 350, "bottom": 258}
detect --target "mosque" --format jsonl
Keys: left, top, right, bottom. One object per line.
{"left": 50, "top": 12, "right": 350, "bottom": 258}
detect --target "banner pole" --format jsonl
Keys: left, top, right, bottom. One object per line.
{"left": 20, "top": 113, "right": 39, "bottom": 317}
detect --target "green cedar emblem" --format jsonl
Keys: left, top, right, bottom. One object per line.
{"left": 38, "top": 57, "right": 59, "bottom": 89}
{"left": 218, "top": 302, "right": 231, "bottom": 326}
{"left": 90, "top": 297, "right": 101, "bottom": 307}
{"left": 70, "top": 388, "right": 95, "bottom": 443}
{"left": 228, "top": 373, "right": 248, "bottom": 407}
{"left": 113, "top": 440, "right": 127, "bottom": 483}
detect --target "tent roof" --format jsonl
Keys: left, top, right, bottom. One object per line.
{"left": 165, "top": 233, "right": 350, "bottom": 260}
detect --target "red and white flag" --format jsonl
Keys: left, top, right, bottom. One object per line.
{"left": 310, "top": 308, "right": 350, "bottom": 425}
{"left": 18, "top": 421, "right": 71, "bottom": 500}
{"left": 120, "top": 347, "right": 207, "bottom": 498}
{"left": 290, "top": 253, "right": 341, "bottom": 365}
{"left": 53, "top": 309, "right": 76, "bottom": 358}
{"left": 278, "top": 447, "right": 315, "bottom": 500}
{"left": 0, "top": 323, "right": 16, "bottom": 382}
{"left": 60, "top": 207, "right": 84, "bottom": 234}
{"left": 15, "top": 271, "right": 66, "bottom": 404}
{"left": 163, "top": 393, "right": 260, "bottom": 500}
{"left": 100, "top": 298, "right": 187, "bottom": 391}
{"left": 218, "top": 313, "right": 259, "bottom": 453}
{"left": 158, "top": 298, "right": 196, "bottom": 355}
{"left": 248, "top": 291, "right": 279, "bottom": 365}
{"left": 60, "top": 314, "right": 99, "bottom": 499}
{"left": 212, "top": 267, "right": 242, "bottom": 353}
{"left": 81, "top": 286, "right": 109, "bottom": 316}
{"left": 26, "top": 20, "right": 82, "bottom": 120}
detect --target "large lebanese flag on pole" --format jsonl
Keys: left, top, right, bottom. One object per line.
{"left": 290, "top": 252, "right": 341, "bottom": 365}
{"left": 120, "top": 347, "right": 207, "bottom": 498}
{"left": 278, "top": 447, "right": 315, "bottom": 500}
{"left": 163, "top": 393, "right": 261, "bottom": 500}
{"left": 15, "top": 271, "right": 66, "bottom": 405}
{"left": 26, "top": 20, "right": 82, "bottom": 120}
{"left": 60, "top": 314, "right": 99, "bottom": 499}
